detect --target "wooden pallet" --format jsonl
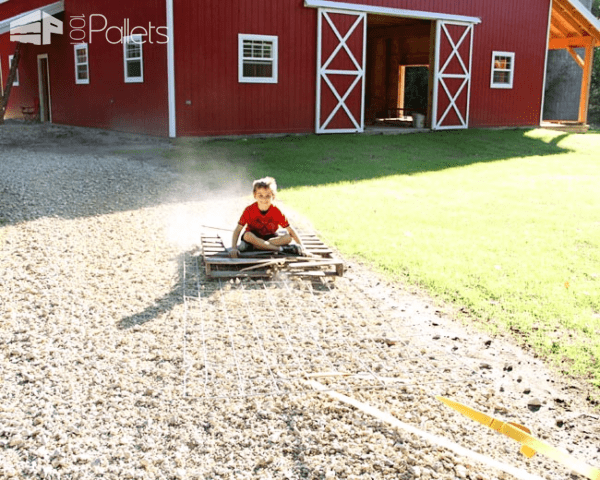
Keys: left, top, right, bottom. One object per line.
{"left": 200, "top": 233, "right": 344, "bottom": 278}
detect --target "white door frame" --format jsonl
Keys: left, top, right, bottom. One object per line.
{"left": 37, "top": 53, "right": 52, "bottom": 122}
{"left": 431, "top": 20, "right": 474, "bottom": 130}
{"left": 316, "top": 8, "right": 366, "bottom": 133}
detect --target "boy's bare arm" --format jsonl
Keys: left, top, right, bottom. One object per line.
{"left": 286, "top": 226, "right": 308, "bottom": 255}
{"left": 230, "top": 224, "right": 244, "bottom": 258}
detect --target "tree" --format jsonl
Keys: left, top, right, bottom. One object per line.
{"left": 590, "top": 0, "right": 600, "bottom": 124}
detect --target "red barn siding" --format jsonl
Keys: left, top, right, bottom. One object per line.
{"left": 3, "top": 0, "right": 553, "bottom": 135}
{"left": 174, "top": 0, "right": 317, "bottom": 136}
{"left": 469, "top": 0, "right": 551, "bottom": 127}
{"left": 2, "top": 0, "right": 169, "bottom": 135}
{"left": 56, "top": 0, "right": 169, "bottom": 135}
{"left": 0, "top": 0, "right": 61, "bottom": 19}
{"left": 1, "top": 29, "right": 61, "bottom": 120}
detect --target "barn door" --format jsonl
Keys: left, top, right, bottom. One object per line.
{"left": 316, "top": 8, "right": 366, "bottom": 134}
{"left": 432, "top": 21, "right": 474, "bottom": 130}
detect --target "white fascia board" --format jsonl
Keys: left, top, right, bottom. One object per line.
{"left": 563, "top": 0, "right": 600, "bottom": 39}
{"left": 304, "top": 0, "right": 481, "bottom": 25}
{"left": 166, "top": 0, "right": 177, "bottom": 137}
{"left": 0, "top": 0, "right": 64, "bottom": 35}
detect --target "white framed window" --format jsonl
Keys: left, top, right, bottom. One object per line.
{"left": 8, "top": 55, "right": 19, "bottom": 86}
{"left": 74, "top": 43, "right": 89, "bottom": 84}
{"left": 490, "top": 51, "right": 514, "bottom": 89}
{"left": 123, "top": 34, "right": 144, "bottom": 83}
{"left": 238, "top": 34, "right": 278, "bottom": 84}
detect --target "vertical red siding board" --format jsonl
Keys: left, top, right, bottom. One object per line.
{"left": 255, "top": 0, "right": 266, "bottom": 132}
{"left": 200, "top": 0, "right": 211, "bottom": 134}
{"left": 274, "top": 0, "right": 282, "bottom": 130}
{"left": 177, "top": 0, "right": 188, "bottom": 135}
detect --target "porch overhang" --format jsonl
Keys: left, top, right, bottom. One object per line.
{"left": 546, "top": 0, "right": 600, "bottom": 124}
{"left": 0, "top": 0, "right": 64, "bottom": 35}
{"left": 304, "top": 0, "right": 481, "bottom": 25}
{"left": 548, "top": 0, "right": 600, "bottom": 49}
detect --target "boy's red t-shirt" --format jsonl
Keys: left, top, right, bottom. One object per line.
{"left": 238, "top": 202, "right": 289, "bottom": 238}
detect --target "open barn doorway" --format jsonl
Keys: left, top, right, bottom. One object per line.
{"left": 365, "top": 15, "right": 433, "bottom": 130}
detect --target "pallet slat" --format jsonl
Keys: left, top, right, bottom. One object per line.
{"left": 200, "top": 232, "right": 344, "bottom": 278}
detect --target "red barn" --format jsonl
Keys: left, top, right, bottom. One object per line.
{"left": 1, "top": 0, "right": 599, "bottom": 137}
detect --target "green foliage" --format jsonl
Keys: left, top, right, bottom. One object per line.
{"left": 590, "top": 0, "right": 600, "bottom": 124}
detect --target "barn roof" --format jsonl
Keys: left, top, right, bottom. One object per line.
{"left": 550, "top": 0, "right": 600, "bottom": 48}
{"left": 0, "top": 0, "right": 64, "bottom": 35}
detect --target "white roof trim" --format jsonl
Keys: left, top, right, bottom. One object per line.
{"left": 563, "top": 0, "right": 600, "bottom": 38}
{"left": 304, "top": 0, "right": 481, "bottom": 25}
{"left": 0, "top": 0, "right": 64, "bottom": 35}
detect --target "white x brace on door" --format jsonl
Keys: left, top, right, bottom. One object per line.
{"left": 432, "top": 20, "right": 474, "bottom": 130}
{"left": 316, "top": 8, "right": 366, "bottom": 133}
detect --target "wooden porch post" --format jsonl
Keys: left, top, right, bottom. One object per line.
{"left": 0, "top": 42, "right": 22, "bottom": 125}
{"left": 397, "top": 65, "right": 405, "bottom": 115}
{"left": 578, "top": 41, "right": 595, "bottom": 124}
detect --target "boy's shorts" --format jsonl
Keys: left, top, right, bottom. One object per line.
{"left": 239, "top": 231, "right": 278, "bottom": 252}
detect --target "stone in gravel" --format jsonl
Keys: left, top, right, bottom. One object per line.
{"left": 410, "top": 465, "right": 422, "bottom": 477}
{"left": 527, "top": 398, "right": 543, "bottom": 411}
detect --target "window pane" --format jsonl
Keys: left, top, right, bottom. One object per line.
{"left": 262, "top": 44, "right": 272, "bottom": 58}
{"left": 127, "top": 60, "right": 141, "bottom": 78}
{"left": 243, "top": 40, "right": 273, "bottom": 60}
{"left": 127, "top": 42, "right": 141, "bottom": 59}
{"left": 494, "top": 56, "right": 512, "bottom": 70}
{"left": 77, "top": 65, "right": 88, "bottom": 80}
{"left": 76, "top": 49, "right": 87, "bottom": 63}
{"left": 493, "top": 71, "right": 510, "bottom": 84}
{"left": 243, "top": 61, "right": 272, "bottom": 78}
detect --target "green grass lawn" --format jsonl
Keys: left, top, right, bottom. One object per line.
{"left": 169, "top": 129, "right": 600, "bottom": 391}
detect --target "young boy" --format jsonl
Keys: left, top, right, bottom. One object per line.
{"left": 229, "top": 177, "right": 305, "bottom": 258}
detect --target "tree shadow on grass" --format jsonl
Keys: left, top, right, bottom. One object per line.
{"left": 172, "top": 129, "right": 583, "bottom": 190}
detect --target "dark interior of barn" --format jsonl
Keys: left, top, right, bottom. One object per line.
{"left": 365, "top": 15, "right": 432, "bottom": 129}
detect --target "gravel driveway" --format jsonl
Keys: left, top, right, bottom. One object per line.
{"left": 1, "top": 122, "right": 599, "bottom": 479}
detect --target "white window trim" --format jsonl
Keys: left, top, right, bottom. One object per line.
{"left": 490, "top": 51, "right": 515, "bottom": 89}
{"left": 74, "top": 43, "right": 89, "bottom": 85}
{"left": 123, "top": 34, "right": 144, "bottom": 83}
{"left": 8, "top": 54, "right": 19, "bottom": 86}
{"left": 238, "top": 33, "right": 278, "bottom": 84}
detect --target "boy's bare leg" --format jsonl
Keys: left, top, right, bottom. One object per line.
{"left": 242, "top": 232, "right": 289, "bottom": 251}
{"left": 268, "top": 233, "right": 292, "bottom": 246}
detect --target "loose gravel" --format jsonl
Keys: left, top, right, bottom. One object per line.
{"left": 1, "top": 122, "right": 599, "bottom": 480}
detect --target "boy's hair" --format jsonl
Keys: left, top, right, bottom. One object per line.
{"left": 252, "top": 176, "right": 277, "bottom": 195}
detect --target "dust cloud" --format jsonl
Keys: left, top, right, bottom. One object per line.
{"left": 161, "top": 145, "right": 254, "bottom": 251}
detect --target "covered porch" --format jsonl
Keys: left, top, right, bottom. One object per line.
{"left": 546, "top": 0, "right": 600, "bottom": 126}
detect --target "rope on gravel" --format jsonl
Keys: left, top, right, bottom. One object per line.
{"left": 305, "top": 378, "right": 545, "bottom": 480}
